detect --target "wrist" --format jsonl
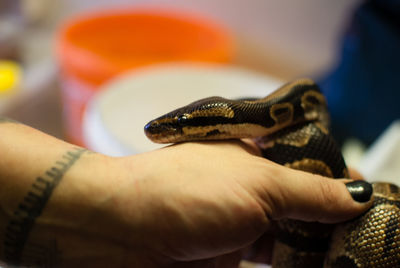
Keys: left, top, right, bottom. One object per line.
{"left": 19, "top": 151, "right": 151, "bottom": 266}
{"left": 69, "top": 153, "right": 159, "bottom": 266}
{"left": 0, "top": 121, "right": 154, "bottom": 266}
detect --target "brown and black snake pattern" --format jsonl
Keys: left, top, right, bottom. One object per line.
{"left": 144, "top": 78, "right": 400, "bottom": 267}
{"left": 325, "top": 182, "right": 400, "bottom": 267}
{"left": 261, "top": 122, "right": 348, "bottom": 268}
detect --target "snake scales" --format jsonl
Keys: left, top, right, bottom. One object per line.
{"left": 144, "top": 78, "right": 400, "bottom": 267}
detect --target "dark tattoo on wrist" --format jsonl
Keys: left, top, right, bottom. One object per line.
{"left": 3, "top": 147, "right": 88, "bottom": 266}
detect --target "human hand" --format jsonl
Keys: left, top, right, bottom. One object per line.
{"left": 95, "top": 140, "right": 372, "bottom": 267}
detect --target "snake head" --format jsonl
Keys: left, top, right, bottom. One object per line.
{"left": 144, "top": 78, "right": 330, "bottom": 144}
{"left": 144, "top": 97, "right": 238, "bottom": 143}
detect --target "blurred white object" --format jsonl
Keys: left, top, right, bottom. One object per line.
{"left": 358, "top": 120, "right": 400, "bottom": 184}
{"left": 341, "top": 138, "right": 366, "bottom": 168}
{"left": 83, "top": 64, "right": 281, "bottom": 156}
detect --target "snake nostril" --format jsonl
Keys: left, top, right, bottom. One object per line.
{"left": 144, "top": 121, "right": 159, "bottom": 134}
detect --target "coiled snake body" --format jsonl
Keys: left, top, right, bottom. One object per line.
{"left": 144, "top": 78, "right": 400, "bottom": 267}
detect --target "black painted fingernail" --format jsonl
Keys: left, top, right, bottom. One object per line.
{"left": 345, "top": 181, "right": 373, "bottom": 203}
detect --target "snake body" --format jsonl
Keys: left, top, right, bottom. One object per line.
{"left": 144, "top": 78, "right": 400, "bottom": 267}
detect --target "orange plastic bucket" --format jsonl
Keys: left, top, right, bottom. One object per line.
{"left": 56, "top": 9, "right": 233, "bottom": 146}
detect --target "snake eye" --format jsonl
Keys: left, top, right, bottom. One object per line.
{"left": 177, "top": 114, "right": 189, "bottom": 125}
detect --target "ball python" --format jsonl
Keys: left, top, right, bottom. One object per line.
{"left": 144, "top": 78, "right": 400, "bottom": 267}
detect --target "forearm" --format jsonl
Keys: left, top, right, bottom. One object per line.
{"left": 0, "top": 118, "right": 136, "bottom": 267}
{"left": 0, "top": 117, "right": 88, "bottom": 212}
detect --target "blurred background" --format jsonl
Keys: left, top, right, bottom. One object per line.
{"left": 1, "top": 0, "right": 399, "bottom": 207}
{"left": 0, "top": 0, "right": 361, "bottom": 142}
{"left": 1, "top": 0, "right": 399, "bottom": 267}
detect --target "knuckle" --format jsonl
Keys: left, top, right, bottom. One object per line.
{"left": 318, "top": 178, "right": 341, "bottom": 211}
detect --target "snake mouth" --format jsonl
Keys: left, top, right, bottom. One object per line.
{"left": 144, "top": 120, "right": 182, "bottom": 143}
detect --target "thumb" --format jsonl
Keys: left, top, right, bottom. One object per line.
{"left": 263, "top": 165, "right": 373, "bottom": 224}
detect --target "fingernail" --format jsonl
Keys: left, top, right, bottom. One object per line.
{"left": 345, "top": 181, "right": 373, "bottom": 203}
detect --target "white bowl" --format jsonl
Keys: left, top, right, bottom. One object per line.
{"left": 83, "top": 63, "right": 282, "bottom": 156}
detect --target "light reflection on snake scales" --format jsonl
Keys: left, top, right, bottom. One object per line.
{"left": 144, "top": 78, "right": 400, "bottom": 267}
{"left": 325, "top": 183, "right": 400, "bottom": 268}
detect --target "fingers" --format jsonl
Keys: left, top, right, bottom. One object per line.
{"left": 257, "top": 163, "right": 373, "bottom": 224}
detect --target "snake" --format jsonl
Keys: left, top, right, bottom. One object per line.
{"left": 144, "top": 78, "right": 400, "bottom": 267}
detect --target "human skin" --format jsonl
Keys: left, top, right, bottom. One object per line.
{"left": 0, "top": 118, "right": 372, "bottom": 267}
